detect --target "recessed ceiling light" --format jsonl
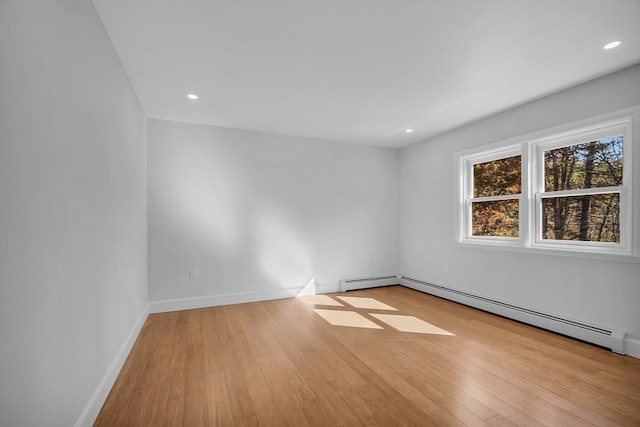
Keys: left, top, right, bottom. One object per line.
{"left": 187, "top": 94, "right": 198, "bottom": 100}
{"left": 603, "top": 40, "right": 621, "bottom": 50}
{"left": 405, "top": 129, "right": 414, "bottom": 133}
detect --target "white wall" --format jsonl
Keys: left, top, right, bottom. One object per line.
{"left": 148, "top": 119, "right": 398, "bottom": 306}
{"left": 0, "top": 2, "right": 148, "bottom": 426}
{"left": 399, "top": 64, "right": 640, "bottom": 350}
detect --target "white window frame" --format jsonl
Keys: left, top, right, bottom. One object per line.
{"left": 457, "top": 144, "right": 524, "bottom": 248}
{"left": 455, "top": 106, "right": 639, "bottom": 263}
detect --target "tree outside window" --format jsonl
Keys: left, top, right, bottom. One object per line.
{"left": 456, "top": 107, "right": 637, "bottom": 261}
{"left": 541, "top": 136, "right": 622, "bottom": 243}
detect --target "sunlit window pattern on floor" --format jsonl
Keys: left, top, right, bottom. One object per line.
{"left": 296, "top": 294, "right": 344, "bottom": 306}
{"left": 300, "top": 294, "right": 454, "bottom": 335}
{"left": 336, "top": 296, "right": 398, "bottom": 310}
{"left": 370, "top": 313, "right": 454, "bottom": 335}
{"left": 313, "top": 309, "right": 383, "bottom": 329}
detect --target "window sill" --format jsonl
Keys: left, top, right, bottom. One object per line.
{"left": 456, "top": 239, "right": 640, "bottom": 263}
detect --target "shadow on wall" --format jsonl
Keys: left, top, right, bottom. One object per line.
{"left": 147, "top": 121, "right": 398, "bottom": 301}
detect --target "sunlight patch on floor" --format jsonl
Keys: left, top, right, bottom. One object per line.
{"left": 370, "top": 314, "right": 454, "bottom": 335}
{"left": 313, "top": 309, "right": 383, "bottom": 329}
{"left": 336, "top": 296, "right": 398, "bottom": 311}
{"left": 297, "top": 295, "right": 343, "bottom": 306}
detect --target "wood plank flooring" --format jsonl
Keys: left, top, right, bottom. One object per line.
{"left": 95, "top": 286, "right": 640, "bottom": 426}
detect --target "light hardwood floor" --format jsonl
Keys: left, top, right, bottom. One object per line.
{"left": 95, "top": 286, "right": 640, "bottom": 426}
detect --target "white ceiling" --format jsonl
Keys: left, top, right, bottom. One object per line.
{"left": 93, "top": 0, "right": 640, "bottom": 148}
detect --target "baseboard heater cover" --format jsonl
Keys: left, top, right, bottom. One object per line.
{"left": 339, "top": 275, "right": 401, "bottom": 292}
{"left": 399, "top": 276, "right": 627, "bottom": 355}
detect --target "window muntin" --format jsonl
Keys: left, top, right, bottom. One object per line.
{"left": 470, "top": 154, "right": 521, "bottom": 238}
{"left": 460, "top": 148, "right": 522, "bottom": 243}
{"left": 539, "top": 136, "right": 623, "bottom": 244}
{"left": 456, "top": 108, "right": 637, "bottom": 261}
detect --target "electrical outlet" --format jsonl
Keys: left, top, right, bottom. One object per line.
{"left": 443, "top": 263, "right": 449, "bottom": 273}
{"left": 190, "top": 268, "right": 198, "bottom": 280}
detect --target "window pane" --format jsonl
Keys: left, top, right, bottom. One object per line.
{"left": 544, "top": 136, "right": 623, "bottom": 192}
{"left": 472, "top": 199, "right": 519, "bottom": 237}
{"left": 541, "top": 193, "right": 620, "bottom": 243}
{"left": 473, "top": 155, "right": 521, "bottom": 197}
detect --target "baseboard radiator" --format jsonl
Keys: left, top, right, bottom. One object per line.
{"left": 339, "top": 275, "right": 401, "bottom": 292}
{"left": 398, "top": 276, "right": 627, "bottom": 354}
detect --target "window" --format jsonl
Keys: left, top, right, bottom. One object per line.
{"left": 538, "top": 136, "right": 623, "bottom": 243}
{"left": 472, "top": 154, "right": 521, "bottom": 238}
{"left": 459, "top": 146, "right": 522, "bottom": 246}
{"left": 456, "top": 107, "right": 638, "bottom": 261}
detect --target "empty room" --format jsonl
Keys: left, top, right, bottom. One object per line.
{"left": 2, "top": 0, "right": 640, "bottom": 426}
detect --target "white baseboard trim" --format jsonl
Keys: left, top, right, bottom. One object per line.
{"left": 316, "top": 282, "right": 341, "bottom": 294}
{"left": 74, "top": 303, "right": 150, "bottom": 427}
{"left": 339, "top": 274, "right": 401, "bottom": 292}
{"left": 625, "top": 337, "right": 640, "bottom": 358}
{"left": 172, "top": 274, "right": 633, "bottom": 359}
{"left": 399, "top": 275, "right": 635, "bottom": 358}
{"left": 149, "top": 284, "right": 338, "bottom": 313}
